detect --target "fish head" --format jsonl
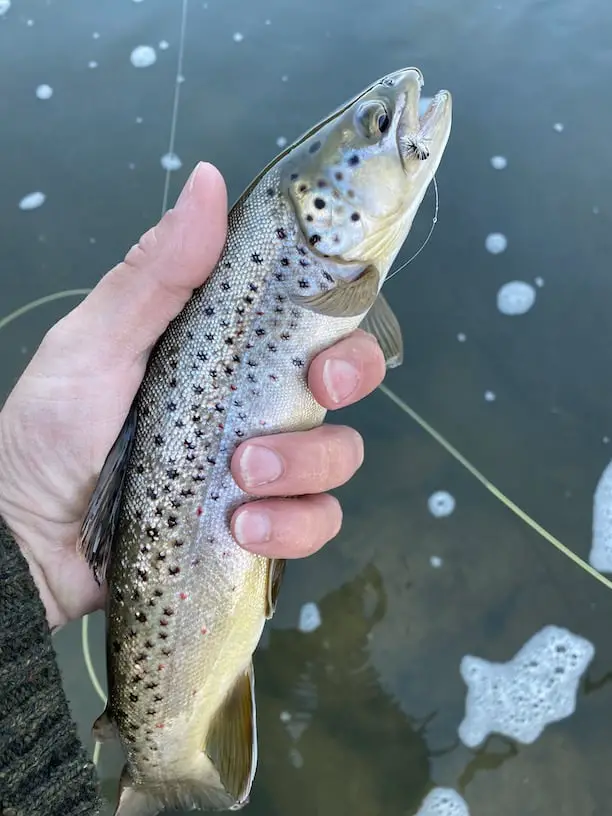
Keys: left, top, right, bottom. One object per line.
{"left": 281, "top": 68, "right": 452, "bottom": 279}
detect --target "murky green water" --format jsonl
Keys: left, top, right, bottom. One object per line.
{"left": 3, "top": 0, "right": 612, "bottom": 813}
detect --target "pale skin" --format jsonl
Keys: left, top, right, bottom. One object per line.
{"left": 0, "top": 162, "right": 386, "bottom": 632}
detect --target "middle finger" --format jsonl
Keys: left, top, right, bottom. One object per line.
{"left": 231, "top": 424, "right": 364, "bottom": 497}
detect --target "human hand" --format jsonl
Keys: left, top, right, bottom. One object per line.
{"left": 0, "top": 163, "right": 386, "bottom": 631}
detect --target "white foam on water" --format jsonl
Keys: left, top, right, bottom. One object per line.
{"left": 534, "top": 276, "right": 545, "bottom": 287}
{"left": 135, "top": 116, "right": 143, "bottom": 124}
{"left": 0, "top": 1, "right": 11, "bottom": 17}
{"left": 589, "top": 459, "right": 612, "bottom": 572}
{"left": 603, "top": 436, "right": 610, "bottom": 445}
{"left": 19, "top": 192, "right": 46, "bottom": 211}
{"left": 279, "top": 711, "right": 291, "bottom": 723}
{"left": 490, "top": 155, "right": 507, "bottom": 170}
{"left": 93, "top": 31, "right": 100, "bottom": 39}
{"left": 428, "top": 491, "right": 455, "bottom": 518}
{"left": 35, "top": 84, "right": 53, "bottom": 100}
{"left": 265, "top": 18, "right": 271, "bottom": 25}
{"left": 497, "top": 281, "right": 536, "bottom": 316}
{"left": 458, "top": 625, "right": 595, "bottom": 748}
{"left": 484, "top": 390, "right": 496, "bottom": 402}
{"left": 276, "top": 136, "right": 287, "bottom": 148}
{"left": 593, "top": 205, "right": 600, "bottom": 215}
{"left": 160, "top": 152, "right": 182, "bottom": 171}
{"left": 233, "top": 32, "right": 244, "bottom": 42}
{"left": 298, "top": 602, "right": 321, "bottom": 633}
{"left": 429, "top": 555, "right": 443, "bottom": 568}
{"left": 159, "top": 40, "right": 169, "bottom": 50}
{"left": 130, "top": 45, "right": 157, "bottom": 68}
{"left": 457, "top": 332, "right": 466, "bottom": 342}
{"left": 88, "top": 61, "right": 98, "bottom": 69}
{"left": 281, "top": 74, "right": 289, "bottom": 82}
{"left": 416, "top": 788, "right": 470, "bottom": 816}
{"left": 553, "top": 122, "right": 564, "bottom": 132}
{"left": 485, "top": 232, "right": 507, "bottom": 254}
{"left": 26, "top": 17, "right": 33, "bottom": 25}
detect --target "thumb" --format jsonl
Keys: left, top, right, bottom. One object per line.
{"left": 59, "top": 161, "right": 227, "bottom": 369}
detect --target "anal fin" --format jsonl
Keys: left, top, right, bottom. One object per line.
{"left": 206, "top": 663, "right": 257, "bottom": 808}
{"left": 77, "top": 402, "right": 138, "bottom": 584}
{"left": 92, "top": 708, "right": 116, "bottom": 743}
{"left": 360, "top": 291, "right": 404, "bottom": 368}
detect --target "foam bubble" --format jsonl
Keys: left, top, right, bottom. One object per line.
{"left": 485, "top": 232, "right": 507, "bottom": 254}
{"left": 484, "top": 390, "right": 496, "bottom": 402}
{"left": 0, "top": 1, "right": 11, "bottom": 16}
{"left": 233, "top": 32, "right": 244, "bottom": 42}
{"left": 497, "top": 281, "right": 536, "bottom": 315}
{"left": 19, "top": 191, "right": 46, "bottom": 211}
{"left": 93, "top": 31, "right": 100, "bottom": 39}
{"left": 416, "top": 788, "right": 470, "bottom": 816}
{"left": 589, "top": 459, "right": 612, "bottom": 572}
{"left": 298, "top": 602, "right": 321, "bottom": 633}
{"left": 457, "top": 332, "right": 466, "bottom": 342}
{"left": 159, "top": 40, "right": 169, "bottom": 50}
{"left": 458, "top": 625, "right": 595, "bottom": 748}
{"left": 534, "top": 276, "right": 545, "bottom": 287}
{"left": 490, "top": 155, "right": 507, "bottom": 170}
{"left": 281, "top": 74, "right": 289, "bottom": 82}
{"left": 160, "top": 152, "right": 182, "bottom": 172}
{"left": 135, "top": 116, "right": 143, "bottom": 124}
{"left": 35, "top": 84, "right": 53, "bottom": 100}
{"left": 428, "top": 491, "right": 455, "bottom": 518}
{"left": 276, "top": 136, "right": 288, "bottom": 148}
{"left": 88, "top": 61, "right": 98, "bottom": 69}
{"left": 130, "top": 45, "right": 156, "bottom": 68}
{"left": 429, "top": 555, "right": 443, "bottom": 568}
{"left": 553, "top": 122, "right": 564, "bottom": 132}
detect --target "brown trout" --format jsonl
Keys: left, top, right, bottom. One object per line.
{"left": 78, "top": 67, "right": 452, "bottom": 815}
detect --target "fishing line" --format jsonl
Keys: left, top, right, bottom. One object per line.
{"left": 161, "top": 0, "right": 189, "bottom": 218}
{"left": 379, "top": 383, "right": 612, "bottom": 591}
{"left": 385, "top": 175, "right": 439, "bottom": 282}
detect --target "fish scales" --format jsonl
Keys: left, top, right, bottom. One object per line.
{"left": 108, "top": 165, "right": 355, "bottom": 775}
{"left": 79, "top": 66, "right": 452, "bottom": 815}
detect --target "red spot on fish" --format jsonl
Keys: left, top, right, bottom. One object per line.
{"left": 218, "top": 423, "right": 224, "bottom": 431}
{"left": 158, "top": 664, "right": 165, "bottom": 671}
{"left": 155, "top": 723, "right": 164, "bottom": 729}
{"left": 230, "top": 385, "right": 237, "bottom": 391}
{"left": 269, "top": 374, "right": 277, "bottom": 381}
{"left": 196, "top": 506, "right": 203, "bottom": 517}
{"left": 256, "top": 311, "right": 264, "bottom": 316}
{"left": 201, "top": 627, "right": 208, "bottom": 635}
{"left": 179, "top": 592, "right": 188, "bottom": 600}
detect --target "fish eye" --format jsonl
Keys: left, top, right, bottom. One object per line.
{"left": 356, "top": 101, "right": 391, "bottom": 139}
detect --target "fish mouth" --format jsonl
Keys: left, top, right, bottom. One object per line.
{"left": 389, "top": 68, "right": 452, "bottom": 175}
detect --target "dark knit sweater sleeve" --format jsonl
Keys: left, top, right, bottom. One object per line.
{"left": 0, "top": 516, "right": 102, "bottom": 816}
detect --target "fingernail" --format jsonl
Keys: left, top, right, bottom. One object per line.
{"left": 234, "top": 508, "right": 271, "bottom": 548}
{"left": 240, "top": 444, "right": 284, "bottom": 487}
{"left": 175, "top": 162, "right": 202, "bottom": 211}
{"left": 322, "top": 358, "right": 360, "bottom": 404}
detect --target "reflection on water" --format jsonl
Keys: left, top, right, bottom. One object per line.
{"left": 4, "top": 0, "right": 612, "bottom": 813}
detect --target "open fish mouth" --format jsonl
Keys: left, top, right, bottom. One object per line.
{"left": 387, "top": 67, "right": 452, "bottom": 171}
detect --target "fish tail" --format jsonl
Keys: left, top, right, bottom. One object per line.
{"left": 114, "top": 663, "right": 257, "bottom": 815}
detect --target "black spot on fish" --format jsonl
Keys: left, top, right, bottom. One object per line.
{"left": 197, "top": 351, "right": 208, "bottom": 362}
{"left": 348, "top": 189, "right": 355, "bottom": 198}
{"left": 225, "top": 337, "right": 234, "bottom": 345}
{"left": 158, "top": 631, "right": 168, "bottom": 640}
{"left": 145, "top": 681, "right": 158, "bottom": 690}
{"left": 236, "top": 430, "right": 245, "bottom": 438}
{"left": 266, "top": 187, "right": 275, "bottom": 197}
{"left": 280, "top": 332, "right": 291, "bottom": 341}
{"left": 163, "top": 607, "right": 174, "bottom": 617}
{"left": 167, "top": 401, "right": 177, "bottom": 412}
{"left": 137, "top": 568, "right": 148, "bottom": 581}
{"left": 276, "top": 227, "right": 287, "bottom": 239}
{"left": 299, "top": 259, "right": 309, "bottom": 268}
{"left": 309, "top": 234, "right": 321, "bottom": 246}
{"left": 268, "top": 343, "right": 278, "bottom": 352}
{"left": 193, "top": 384, "right": 204, "bottom": 395}
{"left": 306, "top": 215, "right": 313, "bottom": 222}
{"left": 292, "top": 358, "right": 304, "bottom": 367}
{"left": 221, "top": 281, "right": 231, "bottom": 291}
{"left": 173, "top": 539, "right": 184, "bottom": 548}
{"left": 157, "top": 552, "right": 166, "bottom": 562}
{"left": 204, "top": 306, "right": 214, "bottom": 317}
{"left": 323, "top": 271, "right": 334, "bottom": 282}
{"left": 166, "top": 468, "right": 179, "bottom": 480}
{"left": 299, "top": 184, "right": 308, "bottom": 193}
{"left": 309, "top": 140, "right": 321, "bottom": 154}
{"left": 298, "top": 279, "right": 310, "bottom": 288}
{"left": 169, "top": 377, "right": 177, "bottom": 388}
{"left": 351, "top": 212, "right": 361, "bottom": 221}
{"left": 314, "top": 197, "right": 325, "bottom": 209}
{"left": 205, "top": 333, "right": 214, "bottom": 342}
{"left": 135, "top": 612, "right": 147, "bottom": 623}
{"left": 281, "top": 258, "right": 290, "bottom": 266}
{"left": 181, "top": 487, "right": 195, "bottom": 497}
{"left": 147, "top": 488, "right": 158, "bottom": 500}
{"left": 135, "top": 464, "right": 145, "bottom": 475}
{"left": 167, "top": 516, "right": 177, "bottom": 528}
{"left": 146, "top": 527, "right": 158, "bottom": 540}
{"left": 255, "top": 327, "right": 266, "bottom": 336}
{"left": 290, "top": 173, "right": 298, "bottom": 180}
{"left": 154, "top": 507, "right": 163, "bottom": 518}
{"left": 275, "top": 272, "right": 286, "bottom": 281}
{"left": 169, "top": 359, "right": 178, "bottom": 370}
{"left": 348, "top": 154, "right": 359, "bottom": 166}
{"left": 112, "top": 640, "right": 121, "bottom": 653}
{"left": 251, "top": 253, "right": 263, "bottom": 265}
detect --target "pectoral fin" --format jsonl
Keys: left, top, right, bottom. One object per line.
{"left": 77, "top": 402, "right": 138, "bottom": 584}
{"left": 291, "top": 265, "right": 380, "bottom": 318}
{"left": 360, "top": 291, "right": 404, "bottom": 368}
{"left": 206, "top": 663, "right": 257, "bottom": 806}
{"left": 265, "top": 558, "right": 286, "bottom": 619}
